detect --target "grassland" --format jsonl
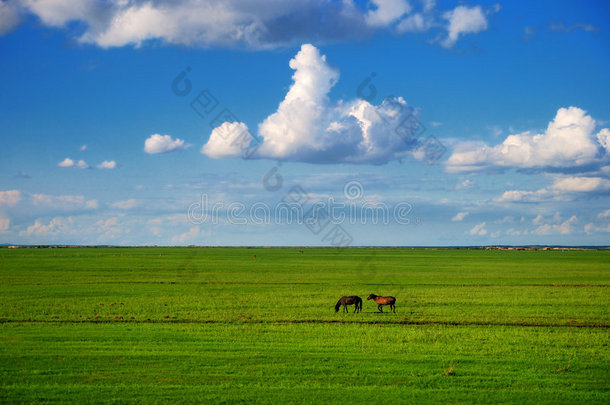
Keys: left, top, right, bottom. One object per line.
{"left": 0, "top": 247, "right": 608, "bottom": 403}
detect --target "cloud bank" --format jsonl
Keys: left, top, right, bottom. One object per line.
{"left": 447, "top": 107, "right": 609, "bottom": 173}
{"left": 495, "top": 176, "right": 610, "bottom": 203}
{"left": 203, "top": 44, "right": 426, "bottom": 164}
{"left": 12, "top": 0, "right": 491, "bottom": 49}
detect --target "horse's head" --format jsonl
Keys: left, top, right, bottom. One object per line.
{"left": 367, "top": 294, "right": 375, "bottom": 300}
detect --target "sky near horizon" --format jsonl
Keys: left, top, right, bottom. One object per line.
{"left": 1, "top": 0, "right": 609, "bottom": 246}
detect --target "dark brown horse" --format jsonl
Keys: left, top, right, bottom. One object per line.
{"left": 335, "top": 296, "right": 362, "bottom": 313}
{"left": 367, "top": 294, "right": 396, "bottom": 313}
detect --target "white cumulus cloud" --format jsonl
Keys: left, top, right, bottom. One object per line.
{"left": 551, "top": 176, "right": 610, "bottom": 193}
{"left": 447, "top": 107, "right": 608, "bottom": 173}
{"left": 495, "top": 176, "right": 610, "bottom": 203}
{"left": 201, "top": 122, "right": 253, "bottom": 158}
{"left": 59, "top": 157, "right": 116, "bottom": 170}
{"left": 58, "top": 157, "right": 90, "bottom": 169}
{"left": 94, "top": 2, "right": 171, "bottom": 48}
{"left": 21, "top": 216, "right": 74, "bottom": 236}
{"left": 533, "top": 215, "right": 577, "bottom": 235}
{"left": 18, "top": 1, "right": 491, "bottom": 49}
{"left": 202, "top": 44, "right": 427, "bottom": 164}
{"left": 442, "top": 5, "right": 488, "bottom": 48}
{"left": 97, "top": 160, "right": 117, "bottom": 169}
{"left": 57, "top": 158, "right": 74, "bottom": 168}
{"left": 21, "top": 0, "right": 369, "bottom": 49}
{"left": 144, "top": 134, "right": 189, "bottom": 154}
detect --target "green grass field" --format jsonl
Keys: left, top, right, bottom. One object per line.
{"left": 1, "top": 247, "right": 608, "bottom": 403}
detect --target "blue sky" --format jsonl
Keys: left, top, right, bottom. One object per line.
{"left": 1, "top": 0, "right": 609, "bottom": 246}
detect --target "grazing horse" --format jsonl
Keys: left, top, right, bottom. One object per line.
{"left": 367, "top": 294, "right": 396, "bottom": 313}
{"left": 335, "top": 296, "right": 362, "bottom": 313}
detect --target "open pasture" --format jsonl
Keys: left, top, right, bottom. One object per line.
{"left": 1, "top": 247, "right": 608, "bottom": 403}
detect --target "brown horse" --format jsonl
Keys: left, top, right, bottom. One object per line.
{"left": 367, "top": 294, "right": 396, "bottom": 313}
{"left": 335, "top": 296, "right": 363, "bottom": 313}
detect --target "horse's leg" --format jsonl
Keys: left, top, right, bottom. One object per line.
{"left": 378, "top": 305, "right": 383, "bottom": 313}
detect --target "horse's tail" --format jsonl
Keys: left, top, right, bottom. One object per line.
{"left": 335, "top": 299, "right": 342, "bottom": 312}
{"left": 357, "top": 297, "right": 363, "bottom": 310}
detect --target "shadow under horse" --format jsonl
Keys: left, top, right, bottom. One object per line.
{"left": 335, "top": 296, "right": 363, "bottom": 313}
